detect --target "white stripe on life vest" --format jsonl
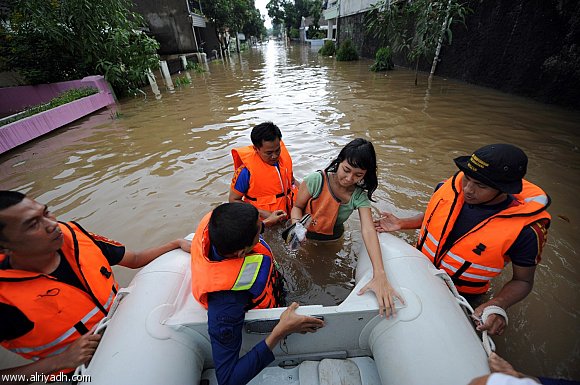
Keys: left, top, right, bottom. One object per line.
{"left": 524, "top": 195, "right": 548, "bottom": 205}
{"left": 423, "top": 243, "right": 436, "bottom": 258}
{"left": 427, "top": 232, "right": 439, "bottom": 246}
{"left": 446, "top": 250, "right": 503, "bottom": 273}
{"left": 441, "top": 261, "right": 493, "bottom": 281}
{"left": 10, "top": 289, "right": 115, "bottom": 355}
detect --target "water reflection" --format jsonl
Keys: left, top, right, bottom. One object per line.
{"left": 0, "top": 40, "right": 579, "bottom": 379}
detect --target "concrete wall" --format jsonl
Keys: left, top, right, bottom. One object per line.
{"left": 338, "top": 0, "right": 580, "bottom": 109}
{"left": 134, "top": 0, "right": 196, "bottom": 55}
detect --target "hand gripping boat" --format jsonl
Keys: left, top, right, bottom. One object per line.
{"left": 77, "top": 233, "right": 490, "bottom": 385}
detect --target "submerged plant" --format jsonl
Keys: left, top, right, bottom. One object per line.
{"left": 365, "top": 0, "right": 471, "bottom": 83}
{"left": 336, "top": 40, "right": 359, "bottom": 61}
{"left": 370, "top": 47, "right": 394, "bottom": 72}
{"left": 319, "top": 40, "right": 336, "bottom": 56}
{"left": 186, "top": 61, "right": 205, "bottom": 73}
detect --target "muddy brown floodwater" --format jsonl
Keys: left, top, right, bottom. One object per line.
{"left": 1, "top": 40, "right": 578, "bottom": 380}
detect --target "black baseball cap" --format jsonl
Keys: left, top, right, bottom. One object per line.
{"left": 453, "top": 144, "right": 528, "bottom": 194}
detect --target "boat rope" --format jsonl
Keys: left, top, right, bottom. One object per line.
{"left": 480, "top": 305, "right": 509, "bottom": 356}
{"left": 433, "top": 268, "right": 508, "bottom": 357}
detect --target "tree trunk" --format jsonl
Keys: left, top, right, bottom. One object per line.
{"left": 414, "top": 58, "right": 419, "bottom": 86}
{"left": 429, "top": 0, "right": 453, "bottom": 81}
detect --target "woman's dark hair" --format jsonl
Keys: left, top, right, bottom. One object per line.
{"left": 325, "top": 138, "right": 378, "bottom": 201}
{"left": 250, "top": 122, "right": 282, "bottom": 148}
{"left": 209, "top": 202, "right": 260, "bottom": 255}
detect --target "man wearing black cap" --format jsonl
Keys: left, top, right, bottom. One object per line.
{"left": 375, "top": 144, "right": 551, "bottom": 336}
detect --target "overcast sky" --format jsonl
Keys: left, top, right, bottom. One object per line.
{"left": 255, "top": 0, "right": 273, "bottom": 28}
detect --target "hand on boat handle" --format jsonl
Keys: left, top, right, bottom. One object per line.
{"left": 265, "top": 302, "right": 325, "bottom": 350}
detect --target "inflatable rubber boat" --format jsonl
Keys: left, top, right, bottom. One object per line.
{"left": 77, "top": 232, "right": 490, "bottom": 385}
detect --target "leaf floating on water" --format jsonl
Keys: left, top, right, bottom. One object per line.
{"left": 557, "top": 215, "right": 570, "bottom": 223}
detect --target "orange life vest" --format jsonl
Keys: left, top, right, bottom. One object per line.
{"left": 305, "top": 171, "right": 340, "bottom": 236}
{"left": 417, "top": 172, "right": 551, "bottom": 294}
{"left": 231, "top": 140, "right": 297, "bottom": 215}
{"left": 190, "top": 212, "right": 285, "bottom": 310}
{"left": 0, "top": 222, "right": 118, "bottom": 363}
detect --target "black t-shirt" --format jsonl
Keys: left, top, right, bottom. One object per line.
{"left": 437, "top": 186, "right": 550, "bottom": 267}
{"left": 0, "top": 232, "right": 125, "bottom": 342}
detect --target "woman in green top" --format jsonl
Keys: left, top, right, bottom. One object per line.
{"left": 291, "top": 138, "right": 403, "bottom": 317}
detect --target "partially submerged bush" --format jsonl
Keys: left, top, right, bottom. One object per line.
{"left": 336, "top": 40, "right": 359, "bottom": 61}
{"left": 319, "top": 40, "right": 336, "bottom": 56}
{"left": 370, "top": 47, "right": 394, "bottom": 72}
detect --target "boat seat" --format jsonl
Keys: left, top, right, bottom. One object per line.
{"left": 299, "top": 359, "right": 362, "bottom": 385}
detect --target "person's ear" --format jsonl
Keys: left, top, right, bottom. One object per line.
{"left": 234, "top": 249, "right": 245, "bottom": 258}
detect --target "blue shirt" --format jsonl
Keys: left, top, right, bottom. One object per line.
{"left": 232, "top": 163, "right": 280, "bottom": 195}
{"left": 207, "top": 243, "right": 275, "bottom": 385}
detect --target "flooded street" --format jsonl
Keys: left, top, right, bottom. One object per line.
{"left": 1, "top": 40, "right": 579, "bottom": 380}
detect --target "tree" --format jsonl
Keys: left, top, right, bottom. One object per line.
{"left": 201, "top": 0, "right": 264, "bottom": 53}
{"left": 0, "top": 0, "right": 160, "bottom": 96}
{"left": 365, "top": 0, "right": 471, "bottom": 84}
{"left": 267, "top": 0, "right": 322, "bottom": 34}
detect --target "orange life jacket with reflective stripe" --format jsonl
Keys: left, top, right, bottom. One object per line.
{"left": 305, "top": 171, "right": 340, "bottom": 235}
{"left": 190, "top": 212, "right": 285, "bottom": 310}
{"left": 417, "top": 172, "right": 551, "bottom": 294}
{"left": 231, "top": 140, "right": 297, "bottom": 215}
{"left": 0, "top": 222, "right": 118, "bottom": 363}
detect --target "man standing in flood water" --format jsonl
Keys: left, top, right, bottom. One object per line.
{"left": 229, "top": 122, "right": 299, "bottom": 227}
{"left": 0, "top": 190, "right": 191, "bottom": 383}
{"left": 374, "top": 144, "right": 551, "bottom": 336}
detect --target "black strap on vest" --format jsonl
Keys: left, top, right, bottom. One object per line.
{"left": 246, "top": 188, "right": 292, "bottom": 201}
{"left": 451, "top": 261, "right": 472, "bottom": 280}
{"left": 74, "top": 321, "right": 89, "bottom": 335}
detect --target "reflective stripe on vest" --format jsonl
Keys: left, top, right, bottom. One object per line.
{"left": 9, "top": 287, "right": 114, "bottom": 356}
{"left": 232, "top": 254, "right": 264, "bottom": 291}
{"left": 190, "top": 212, "right": 283, "bottom": 309}
{"left": 418, "top": 173, "right": 551, "bottom": 294}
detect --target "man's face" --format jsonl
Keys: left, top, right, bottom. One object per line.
{"left": 0, "top": 198, "right": 63, "bottom": 257}
{"left": 462, "top": 174, "right": 502, "bottom": 205}
{"left": 255, "top": 138, "right": 281, "bottom": 166}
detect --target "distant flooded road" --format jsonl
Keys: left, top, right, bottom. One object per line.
{"left": 1, "top": 40, "right": 578, "bottom": 380}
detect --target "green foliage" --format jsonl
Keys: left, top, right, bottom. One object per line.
{"left": 186, "top": 61, "right": 205, "bottom": 73}
{"left": 336, "top": 40, "right": 359, "bottom": 61}
{"left": 370, "top": 47, "right": 394, "bottom": 71}
{"left": 307, "top": 28, "right": 326, "bottom": 39}
{"left": 0, "top": 87, "right": 99, "bottom": 127}
{"left": 365, "top": 0, "right": 471, "bottom": 69}
{"left": 201, "top": 0, "right": 265, "bottom": 51}
{"left": 319, "top": 40, "right": 336, "bottom": 56}
{"left": 1, "top": 0, "right": 159, "bottom": 96}
{"left": 267, "top": 0, "right": 322, "bottom": 31}
{"left": 173, "top": 76, "right": 192, "bottom": 87}
{"left": 289, "top": 27, "right": 300, "bottom": 39}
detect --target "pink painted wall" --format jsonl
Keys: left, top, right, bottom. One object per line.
{"left": 0, "top": 76, "right": 116, "bottom": 154}
{"left": 0, "top": 75, "right": 115, "bottom": 116}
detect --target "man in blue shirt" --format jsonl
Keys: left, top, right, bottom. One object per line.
{"left": 190, "top": 203, "right": 324, "bottom": 385}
